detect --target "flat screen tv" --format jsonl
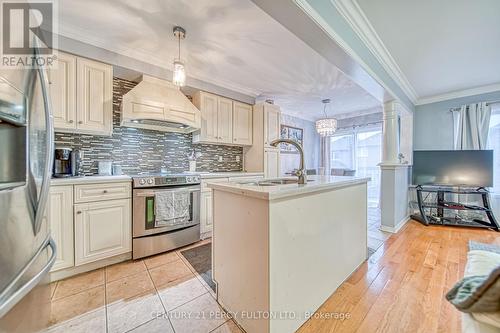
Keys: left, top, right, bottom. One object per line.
{"left": 412, "top": 150, "right": 494, "bottom": 187}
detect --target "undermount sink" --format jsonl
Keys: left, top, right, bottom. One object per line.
{"left": 240, "top": 178, "right": 314, "bottom": 187}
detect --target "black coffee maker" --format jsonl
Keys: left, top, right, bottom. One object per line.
{"left": 53, "top": 147, "right": 83, "bottom": 177}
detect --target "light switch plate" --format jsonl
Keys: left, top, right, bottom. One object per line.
{"left": 218, "top": 156, "right": 223, "bottom": 162}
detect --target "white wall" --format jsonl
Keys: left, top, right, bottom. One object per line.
{"left": 280, "top": 114, "right": 320, "bottom": 175}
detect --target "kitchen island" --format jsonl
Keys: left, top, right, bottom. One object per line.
{"left": 208, "top": 175, "right": 370, "bottom": 333}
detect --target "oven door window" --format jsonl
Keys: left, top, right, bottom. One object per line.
{"left": 145, "top": 193, "right": 194, "bottom": 230}
{"left": 145, "top": 197, "right": 156, "bottom": 230}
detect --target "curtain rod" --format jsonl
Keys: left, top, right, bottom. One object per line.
{"left": 336, "top": 120, "right": 383, "bottom": 130}
{"left": 449, "top": 100, "right": 500, "bottom": 112}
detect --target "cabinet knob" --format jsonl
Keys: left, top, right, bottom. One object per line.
{"left": 103, "top": 190, "right": 108, "bottom": 194}
{"left": 78, "top": 121, "right": 83, "bottom": 124}
{"left": 76, "top": 211, "right": 82, "bottom": 214}
{"left": 69, "top": 120, "right": 74, "bottom": 124}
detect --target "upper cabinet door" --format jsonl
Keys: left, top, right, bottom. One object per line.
{"left": 199, "top": 92, "right": 218, "bottom": 142}
{"left": 217, "top": 97, "right": 233, "bottom": 144}
{"left": 48, "top": 52, "right": 77, "bottom": 130}
{"left": 76, "top": 57, "right": 113, "bottom": 136}
{"left": 264, "top": 106, "right": 280, "bottom": 147}
{"left": 232, "top": 102, "right": 252, "bottom": 145}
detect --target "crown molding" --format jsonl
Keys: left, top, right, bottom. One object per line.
{"left": 416, "top": 83, "right": 500, "bottom": 105}
{"left": 293, "top": 0, "right": 414, "bottom": 113}
{"left": 58, "top": 24, "right": 261, "bottom": 98}
{"left": 333, "top": 0, "right": 418, "bottom": 104}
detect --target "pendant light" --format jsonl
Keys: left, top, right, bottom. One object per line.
{"left": 315, "top": 99, "right": 338, "bottom": 137}
{"left": 172, "top": 26, "right": 186, "bottom": 86}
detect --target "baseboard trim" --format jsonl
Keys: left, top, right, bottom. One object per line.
{"left": 49, "top": 252, "right": 132, "bottom": 282}
{"left": 380, "top": 215, "right": 410, "bottom": 234}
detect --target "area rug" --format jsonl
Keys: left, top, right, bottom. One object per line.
{"left": 180, "top": 243, "right": 216, "bottom": 292}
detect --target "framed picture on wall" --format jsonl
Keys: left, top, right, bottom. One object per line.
{"left": 280, "top": 124, "right": 304, "bottom": 153}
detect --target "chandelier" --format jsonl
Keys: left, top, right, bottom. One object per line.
{"left": 316, "top": 99, "right": 337, "bottom": 137}
{"left": 172, "top": 26, "right": 186, "bottom": 86}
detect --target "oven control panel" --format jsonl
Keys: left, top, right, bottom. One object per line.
{"left": 133, "top": 175, "right": 201, "bottom": 188}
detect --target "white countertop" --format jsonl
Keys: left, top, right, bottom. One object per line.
{"left": 50, "top": 172, "right": 261, "bottom": 185}
{"left": 51, "top": 175, "right": 131, "bottom": 185}
{"left": 194, "top": 171, "right": 264, "bottom": 179}
{"left": 208, "top": 175, "right": 370, "bottom": 200}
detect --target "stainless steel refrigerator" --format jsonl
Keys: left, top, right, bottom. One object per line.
{"left": 0, "top": 49, "right": 56, "bottom": 332}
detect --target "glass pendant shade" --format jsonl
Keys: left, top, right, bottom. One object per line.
{"left": 172, "top": 60, "right": 186, "bottom": 87}
{"left": 316, "top": 118, "right": 338, "bottom": 137}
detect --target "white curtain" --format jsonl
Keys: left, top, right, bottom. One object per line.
{"left": 319, "top": 136, "right": 330, "bottom": 175}
{"left": 454, "top": 102, "right": 492, "bottom": 150}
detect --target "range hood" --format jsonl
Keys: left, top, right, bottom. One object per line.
{"left": 121, "top": 75, "right": 201, "bottom": 133}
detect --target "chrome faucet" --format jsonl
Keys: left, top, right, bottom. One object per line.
{"left": 269, "top": 139, "right": 307, "bottom": 184}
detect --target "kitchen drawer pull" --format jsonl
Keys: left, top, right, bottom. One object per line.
{"left": 78, "top": 120, "right": 83, "bottom": 124}
{"left": 69, "top": 120, "right": 74, "bottom": 123}
{"left": 76, "top": 211, "right": 82, "bottom": 214}
{"left": 103, "top": 190, "right": 108, "bottom": 193}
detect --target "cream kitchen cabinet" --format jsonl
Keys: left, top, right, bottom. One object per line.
{"left": 76, "top": 57, "right": 113, "bottom": 135}
{"left": 193, "top": 91, "right": 221, "bottom": 143}
{"left": 48, "top": 185, "right": 74, "bottom": 272}
{"left": 48, "top": 180, "right": 132, "bottom": 280}
{"left": 192, "top": 91, "right": 252, "bottom": 146}
{"left": 244, "top": 103, "right": 281, "bottom": 177}
{"left": 264, "top": 148, "right": 280, "bottom": 179}
{"left": 74, "top": 198, "right": 131, "bottom": 266}
{"left": 233, "top": 102, "right": 253, "bottom": 145}
{"left": 48, "top": 51, "right": 113, "bottom": 136}
{"left": 48, "top": 52, "right": 76, "bottom": 130}
{"left": 264, "top": 104, "right": 280, "bottom": 147}
{"left": 200, "top": 190, "right": 213, "bottom": 237}
{"left": 217, "top": 97, "right": 233, "bottom": 144}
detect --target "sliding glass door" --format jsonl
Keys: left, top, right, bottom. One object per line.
{"left": 330, "top": 126, "right": 382, "bottom": 207}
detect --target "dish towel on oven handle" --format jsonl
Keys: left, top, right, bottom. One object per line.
{"left": 154, "top": 190, "right": 190, "bottom": 227}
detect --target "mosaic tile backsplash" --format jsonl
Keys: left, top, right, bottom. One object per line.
{"left": 54, "top": 78, "right": 243, "bottom": 175}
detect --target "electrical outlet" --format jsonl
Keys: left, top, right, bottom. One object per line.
{"left": 218, "top": 156, "right": 223, "bottom": 162}
{"left": 236, "top": 156, "right": 240, "bottom": 162}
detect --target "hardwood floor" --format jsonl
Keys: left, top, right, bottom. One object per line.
{"left": 297, "top": 220, "right": 500, "bottom": 333}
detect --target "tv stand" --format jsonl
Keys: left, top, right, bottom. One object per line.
{"left": 411, "top": 186, "right": 499, "bottom": 231}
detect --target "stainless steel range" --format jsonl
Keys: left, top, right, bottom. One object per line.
{"left": 132, "top": 173, "right": 201, "bottom": 259}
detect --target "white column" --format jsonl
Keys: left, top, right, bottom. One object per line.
{"left": 379, "top": 101, "right": 411, "bottom": 233}
{"left": 382, "top": 101, "right": 400, "bottom": 164}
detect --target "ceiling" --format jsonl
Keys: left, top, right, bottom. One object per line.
{"left": 58, "top": 0, "right": 381, "bottom": 121}
{"left": 356, "top": 0, "right": 500, "bottom": 102}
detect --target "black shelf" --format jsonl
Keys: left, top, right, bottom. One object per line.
{"left": 413, "top": 185, "right": 499, "bottom": 231}
{"left": 411, "top": 214, "right": 494, "bottom": 229}
{"left": 415, "top": 186, "right": 489, "bottom": 195}
{"left": 420, "top": 203, "right": 491, "bottom": 212}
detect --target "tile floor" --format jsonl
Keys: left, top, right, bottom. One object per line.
{"left": 45, "top": 208, "right": 390, "bottom": 333}
{"left": 367, "top": 207, "right": 391, "bottom": 252}
{"left": 45, "top": 240, "right": 242, "bottom": 333}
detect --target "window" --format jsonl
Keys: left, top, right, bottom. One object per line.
{"left": 330, "top": 125, "right": 382, "bottom": 207}
{"left": 487, "top": 104, "right": 500, "bottom": 194}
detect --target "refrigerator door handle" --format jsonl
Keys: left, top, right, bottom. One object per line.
{"left": 33, "top": 64, "right": 55, "bottom": 235}
{"left": 0, "top": 237, "right": 56, "bottom": 318}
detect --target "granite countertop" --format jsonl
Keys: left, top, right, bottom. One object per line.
{"left": 51, "top": 175, "right": 131, "bottom": 185}
{"left": 207, "top": 175, "right": 371, "bottom": 201}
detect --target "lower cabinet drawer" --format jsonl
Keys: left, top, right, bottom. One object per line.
{"left": 74, "top": 182, "right": 131, "bottom": 203}
{"left": 74, "top": 198, "right": 132, "bottom": 266}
